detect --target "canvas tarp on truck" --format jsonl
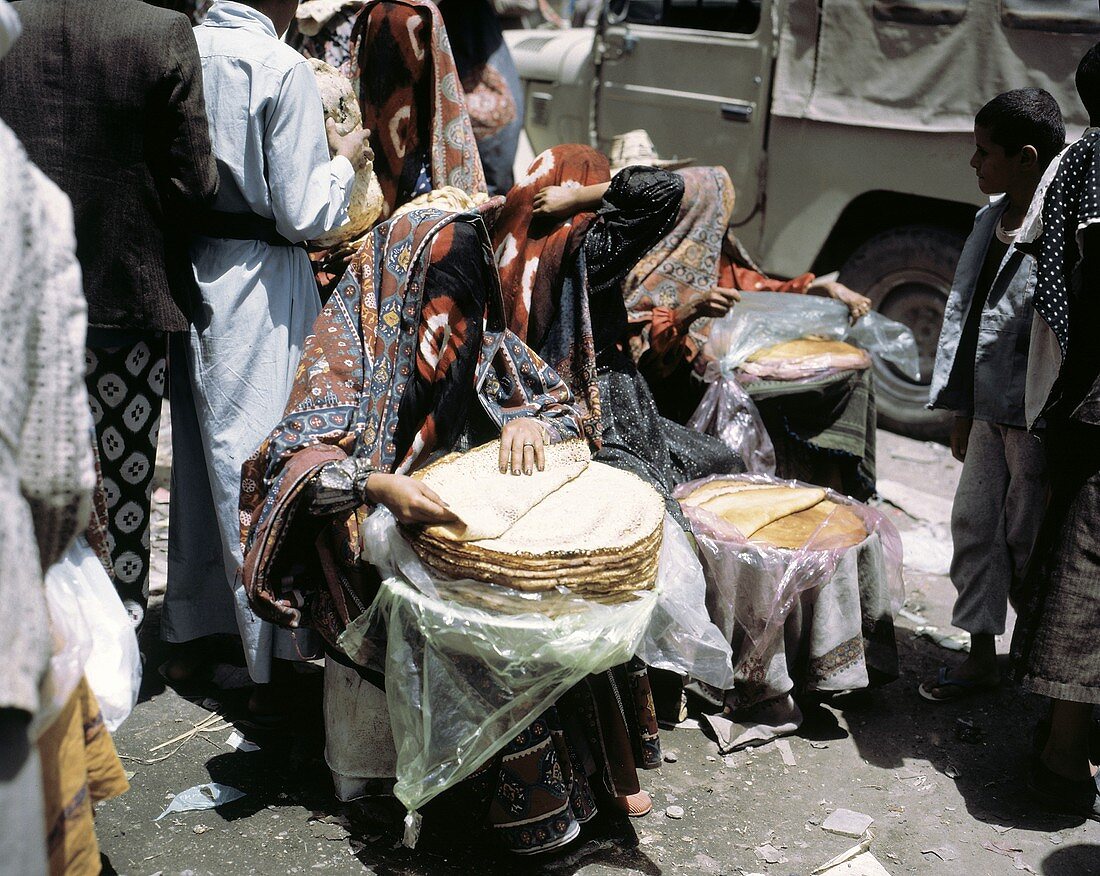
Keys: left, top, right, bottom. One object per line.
{"left": 774, "top": 0, "right": 1097, "bottom": 134}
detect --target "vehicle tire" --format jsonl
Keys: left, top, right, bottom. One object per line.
{"left": 837, "top": 225, "right": 964, "bottom": 441}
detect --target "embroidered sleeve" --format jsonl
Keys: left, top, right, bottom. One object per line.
{"left": 302, "top": 456, "right": 376, "bottom": 517}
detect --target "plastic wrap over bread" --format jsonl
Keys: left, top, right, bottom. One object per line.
{"left": 342, "top": 506, "right": 734, "bottom": 827}
{"left": 704, "top": 291, "right": 920, "bottom": 382}
{"left": 675, "top": 472, "right": 904, "bottom": 667}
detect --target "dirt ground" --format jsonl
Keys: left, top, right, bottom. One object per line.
{"left": 94, "top": 426, "right": 1100, "bottom": 876}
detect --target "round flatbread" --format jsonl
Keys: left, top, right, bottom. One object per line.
{"left": 750, "top": 499, "right": 868, "bottom": 550}
{"left": 406, "top": 444, "right": 664, "bottom": 598}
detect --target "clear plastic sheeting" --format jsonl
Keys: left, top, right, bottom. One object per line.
{"left": 674, "top": 474, "right": 905, "bottom": 674}
{"left": 688, "top": 378, "right": 777, "bottom": 475}
{"left": 635, "top": 521, "right": 736, "bottom": 691}
{"left": 703, "top": 291, "right": 921, "bottom": 382}
{"left": 340, "top": 509, "right": 731, "bottom": 833}
{"left": 36, "top": 538, "right": 142, "bottom": 736}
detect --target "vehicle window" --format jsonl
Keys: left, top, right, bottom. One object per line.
{"left": 1000, "top": 0, "right": 1100, "bottom": 34}
{"left": 623, "top": 0, "right": 762, "bottom": 33}
{"left": 872, "top": 0, "right": 968, "bottom": 25}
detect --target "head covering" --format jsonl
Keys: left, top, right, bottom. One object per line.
{"left": 493, "top": 146, "right": 609, "bottom": 442}
{"left": 351, "top": 0, "right": 486, "bottom": 218}
{"left": 0, "top": 0, "right": 21, "bottom": 60}
{"left": 623, "top": 167, "right": 736, "bottom": 367}
{"left": 606, "top": 130, "right": 693, "bottom": 173}
{"left": 494, "top": 145, "right": 609, "bottom": 345}
{"left": 622, "top": 166, "right": 813, "bottom": 375}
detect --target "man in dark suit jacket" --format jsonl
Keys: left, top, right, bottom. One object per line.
{"left": 0, "top": 0, "right": 218, "bottom": 624}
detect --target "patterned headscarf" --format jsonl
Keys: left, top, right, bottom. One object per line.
{"left": 494, "top": 146, "right": 610, "bottom": 342}
{"left": 351, "top": 0, "right": 486, "bottom": 218}
{"left": 493, "top": 145, "right": 610, "bottom": 442}
{"left": 623, "top": 167, "right": 735, "bottom": 359}
{"left": 623, "top": 166, "right": 813, "bottom": 374}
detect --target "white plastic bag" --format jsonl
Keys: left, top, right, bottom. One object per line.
{"left": 37, "top": 543, "right": 96, "bottom": 737}
{"left": 43, "top": 538, "right": 141, "bottom": 732}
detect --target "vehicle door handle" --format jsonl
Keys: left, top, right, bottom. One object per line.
{"left": 607, "top": 32, "right": 638, "bottom": 59}
{"left": 721, "top": 103, "right": 753, "bottom": 123}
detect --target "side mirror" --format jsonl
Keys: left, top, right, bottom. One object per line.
{"left": 606, "top": 0, "right": 630, "bottom": 24}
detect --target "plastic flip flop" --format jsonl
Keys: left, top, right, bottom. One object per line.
{"left": 918, "top": 666, "right": 998, "bottom": 703}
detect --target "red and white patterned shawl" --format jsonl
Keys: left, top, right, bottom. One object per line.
{"left": 492, "top": 145, "right": 611, "bottom": 443}
{"left": 493, "top": 146, "right": 610, "bottom": 345}
{"left": 351, "top": 0, "right": 486, "bottom": 218}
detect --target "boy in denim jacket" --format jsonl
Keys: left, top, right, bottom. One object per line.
{"left": 921, "top": 89, "right": 1065, "bottom": 702}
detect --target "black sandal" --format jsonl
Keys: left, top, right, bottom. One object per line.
{"left": 1028, "top": 759, "right": 1100, "bottom": 822}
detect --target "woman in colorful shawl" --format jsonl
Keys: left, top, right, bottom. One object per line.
{"left": 493, "top": 145, "right": 743, "bottom": 524}
{"left": 617, "top": 166, "right": 877, "bottom": 497}
{"left": 437, "top": 0, "right": 524, "bottom": 194}
{"left": 240, "top": 204, "right": 662, "bottom": 853}
{"left": 622, "top": 165, "right": 871, "bottom": 420}
{"left": 309, "top": 0, "right": 488, "bottom": 298}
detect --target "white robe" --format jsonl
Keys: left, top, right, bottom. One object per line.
{"left": 162, "top": 0, "right": 354, "bottom": 683}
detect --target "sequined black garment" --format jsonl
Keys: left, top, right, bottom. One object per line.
{"left": 595, "top": 349, "right": 743, "bottom": 525}
{"left": 583, "top": 166, "right": 685, "bottom": 354}
{"left": 580, "top": 167, "right": 742, "bottom": 518}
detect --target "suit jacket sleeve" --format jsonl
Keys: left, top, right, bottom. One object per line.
{"left": 148, "top": 14, "right": 218, "bottom": 215}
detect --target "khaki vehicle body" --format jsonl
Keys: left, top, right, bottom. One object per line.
{"left": 505, "top": 0, "right": 1097, "bottom": 436}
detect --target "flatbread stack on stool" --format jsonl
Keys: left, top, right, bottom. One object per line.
{"left": 738, "top": 337, "right": 871, "bottom": 381}
{"left": 404, "top": 440, "right": 665, "bottom": 604}
{"left": 680, "top": 478, "right": 868, "bottom": 551}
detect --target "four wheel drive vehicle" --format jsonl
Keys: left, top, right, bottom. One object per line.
{"left": 504, "top": 0, "right": 1097, "bottom": 437}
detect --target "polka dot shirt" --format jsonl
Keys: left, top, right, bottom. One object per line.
{"left": 1033, "top": 128, "right": 1100, "bottom": 359}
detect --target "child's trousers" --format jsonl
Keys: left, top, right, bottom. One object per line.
{"left": 950, "top": 420, "right": 1047, "bottom": 635}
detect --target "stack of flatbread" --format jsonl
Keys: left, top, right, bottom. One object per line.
{"left": 680, "top": 478, "right": 868, "bottom": 551}
{"left": 739, "top": 337, "right": 871, "bottom": 381}
{"left": 405, "top": 440, "right": 665, "bottom": 602}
